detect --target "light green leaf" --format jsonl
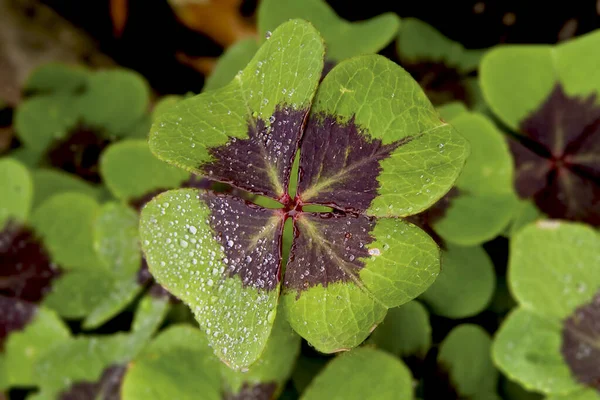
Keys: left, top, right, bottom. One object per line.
{"left": 369, "top": 300, "right": 431, "bottom": 358}
{"left": 546, "top": 389, "right": 600, "bottom": 400}
{"left": 258, "top": 0, "right": 399, "bottom": 62}
{"left": 301, "top": 347, "right": 414, "bottom": 400}
{"left": 431, "top": 112, "right": 518, "bottom": 245}
{"left": 438, "top": 324, "right": 498, "bottom": 397}
{"left": 43, "top": 269, "right": 114, "bottom": 319}
{"left": 420, "top": 245, "right": 495, "bottom": 319}
{"left": 5, "top": 307, "right": 70, "bottom": 387}
{"left": 31, "top": 193, "right": 105, "bottom": 271}
{"left": 397, "top": 18, "right": 484, "bottom": 73}
{"left": 509, "top": 220, "right": 600, "bottom": 320}
{"left": 100, "top": 140, "right": 189, "bottom": 203}
{"left": 31, "top": 168, "right": 101, "bottom": 209}
{"left": 14, "top": 94, "right": 79, "bottom": 152}
{"left": 152, "top": 95, "right": 184, "bottom": 120}
{"left": 283, "top": 217, "right": 440, "bottom": 353}
{"left": 121, "top": 325, "right": 221, "bottom": 400}
{"left": 78, "top": 69, "right": 150, "bottom": 136}
{"left": 140, "top": 189, "right": 282, "bottom": 369}
{"left": 480, "top": 31, "right": 600, "bottom": 130}
{"left": 131, "top": 292, "right": 171, "bottom": 336}
{"left": 24, "top": 62, "right": 89, "bottom": 94}
{"left": 0, "top": 158, "right": 33, "bottom": 227}
{"left": 507, "top": 199, "right": 545, "bottom": 237}
{"left": 492, "top": 308, "right": 579, "bottom": 395}
{"left": 204, "top": 38, "right": 259, "bottom": 92}
{"left": 93, "top": 202, "right": 141, "bottom": 277}
{"left": 221, "top": 304, "right": 301, "bottom": 397}
{"left": 437, "top": 102, "right": 468, "bottom": 121}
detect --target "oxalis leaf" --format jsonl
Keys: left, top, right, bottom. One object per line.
{"left": 142, "top": 19, "right": 469, "bottom": 368}
{"left": 480, "top": 31, "right": 600, "bottom": 226}
{"left": 493, "top": 220, "right": 600, "bottom": 398}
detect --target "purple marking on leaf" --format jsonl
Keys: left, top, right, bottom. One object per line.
{"left": 513, "top": 84, "right": 600, "bottom": 226}
{"left": 405, "top": 187, "right": 461, "bottom": 248}
{"left": 46, "top": 126, "right": 111, "bottom": 184}
{"left": 561, "top": 292, "right": 600, "bottom": 392}
{"left": 0, "top": 221, "right": 60, "bottom": 302}
{"left": 284, "top": 212, "right": 375, "bottom": 293}
{"left": 58, "top": 365, "right": 126, "bottom": 400}
{"left": 0, "top": 296, "right": 37, "bottom": 350}
{"left": 297, "top": 114, "right": 409, "bottom": 212}
{"left": 204, "top": 192, "right": 283, "bottom": 291}
{"left": 223, "top": 382, "right": 277, "bottom": 400}
{"left": 201, "top": 107, "right": 307, "bottom": 200}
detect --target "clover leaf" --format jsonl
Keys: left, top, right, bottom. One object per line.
{"left": 410, "top": 107, "right": 519, "bottom": 246}
{"left": 397, "top": 18, "right": 485, "bottom": 108}
{"left": 300, "top": 347, "right": 414, "bottom": 400}
{"left": 140, "top": 19, "right": 469, "bottom": 369}
{"left": 203, "top": 0, "right": 400, "bottom": 93}
{"left": 14, "top": 67, "right": 151, "bottom": 183}
{"left": 480, "top": 30, "right": 600, "bottom": 227}
{"left": 492, "top": 220, "right": 600, "bottom": 398}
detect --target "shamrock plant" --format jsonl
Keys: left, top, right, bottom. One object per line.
{"left": 140, "top": 19, "right": 469, "bottom": 369}
{"left": 480, "top": 30, "right": 600, "bottom": 227}
{"left": 204, "top": 0, "right": 400, "bottom": 92}
{"left": 493, "top": 220, "right": 600, "bottom": 399}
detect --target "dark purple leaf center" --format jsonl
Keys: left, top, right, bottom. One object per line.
{"left": 46, "top": 125, "right": 111, "bottom": 184}
{"left": 511, "top": 84, "right": 600, "bottom": 226}
{"left": 561, "top": 291, "right": 600, "bottom": 392}
{"left": 0, "top": 295, "right": 37, "bottom": 350}
{"left": 0, "top": 221, "right": 60, "bottom": 303}
{"left": 58, "top": 365, "right": 126, "bottom": 400}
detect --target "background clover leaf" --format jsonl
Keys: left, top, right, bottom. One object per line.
{"left": 300, "top": 347, "right": 414, "bottom": 400}
{"left": 493, "top": 220, "right": 600, "bottom": 397}
{"left": 480, "top": 31, "right": 600, "bottom": 226}
{"left": 0, "top": 157, "right": 33, "bottom": 228}
{"left": 258, "top": 0, "right": 400, "bottom": 62}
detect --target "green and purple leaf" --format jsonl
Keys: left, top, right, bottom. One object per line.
{"left": 480, "top": 31, "right": 600, "bottom": 226}
{"left": 493, "top": 220, "right": 600, "bottom": 396}
{"left": 140, "top": 189, "right": 283, "bottom": 369}
{"left": 149, "top": 20, "right": 324, "bottom": 201}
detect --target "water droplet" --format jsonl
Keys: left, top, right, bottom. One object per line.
{"left": 265, "top": 31, "right": 272, "bottom": 39}
{"left": 368, "top": 248, "right": 381, "bottom": 256}
{"left": 180, "top": 239, "right": 189, "bottom": 248}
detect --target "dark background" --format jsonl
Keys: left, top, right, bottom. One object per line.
{"left": 42, "top": 0, "right": 600, "bottom": 94}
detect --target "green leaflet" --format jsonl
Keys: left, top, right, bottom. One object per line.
{"left": 221, "top": 303, "right": 301, "bottom": 397}
{"left": 438, "top": 324, "right": 498, "bottom": 398}
{"left": 140, "top": 189, "right": 282, "bottom": 369}
{"left": 24, "top": 62, "right": 90, "bottom": 95}
{"left": 100, "top": 140, "right": 189, "bottom": 202}
{"left": 369, "top": 300, "right": 431, "bottom": 359}
{"left": 299, "top": 55, "right": 469, "bottom": 217}
{"left": 397, "top": 18, "right": 484, "bottom": 74}
{"left": 493, "top": 221, "right": 600, "bottom": 397}
{"left": 258, "top": 0, "right": 400, "bottom": 62}
{"left": 283, "top": 218, "right": 439, "bottom": 353}
{"left": 31, "top": 193, "right": 105, "bottom": 272}
{"left": 509, "top": 221, "right": 600, "bottom": 320}
{"left": 78, "top": 69, "right": 150, "bottom": 137}
{"left": 0, "top": 157, "right": 33, "bottom": 227}
{"left": 301, "top": 347, "right": 414, "bottom": 400}
{"left": 430, "top": 112, "right": 518, "bottom": 245}
{"left": 204, "top": 39, "right": 260, "bottom": 92}
{"left": 480, "top": 30, "right": 600, "bottom": 130}
{"left": 493, "top": 308, "right": 576, "bottom": 395}
{"left": 121, "top": 325, "right": 220, "bottom": 400}
{"left": 31, "top": 168, "right": 101, "bottom": 209}
{"left": 4, "top": 306, "right": 70, "bottom": 387}
{"left": 420, "top": 245, "right": 495, "bottom": 319}
{"left": 14, "top": 94, "right": 79, "bottom": 152}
